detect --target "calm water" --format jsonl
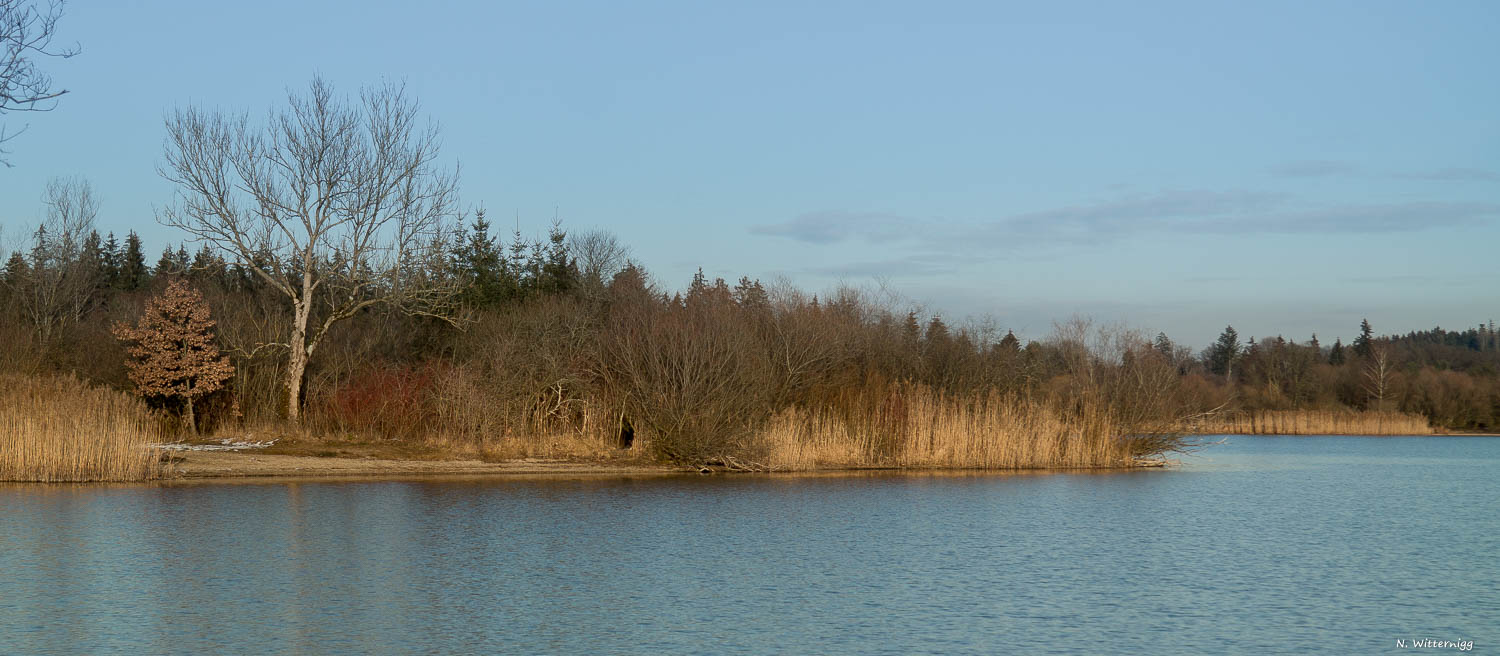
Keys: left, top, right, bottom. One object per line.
{"left": 2, "top": 436, "right": 1496, "bottom": 655}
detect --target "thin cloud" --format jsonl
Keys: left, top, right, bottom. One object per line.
{"left": 1399, "top": 168, "right": 1500, "bottom": 183}
{"left": 1339, "top": 274, "right": 1482, "bottom": 286}
{"left": 1270, "top": 160, "right": 1361, "bottom": 178}
{"left": 993, "top": 190, "right": 1290, "bottom": 244}
{"left": 749, "top": 210, "right": 917, "bottom": 244}
{"left": 1232, "top": 202, "right": 1498, "bottom": 234}
{"left": 980, "top": 194, "right": 1496, "bottom": 244}
{"left": 755, "top": 191, "right": 1500, "bottom": 261}
{"left": 802, "top": 253, "right": 985, "bottom": 278}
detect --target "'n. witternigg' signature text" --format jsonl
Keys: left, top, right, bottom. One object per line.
{"left": 1396, "top": 638, "right": 1474, "bottom": 651}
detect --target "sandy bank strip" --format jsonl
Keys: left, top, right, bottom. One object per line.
{"left": 167, "top": 450, "right": 679, "bottom": 481}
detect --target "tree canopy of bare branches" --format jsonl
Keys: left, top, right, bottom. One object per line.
{"left": 1, "top": 0, "right": 77, "bottom": 164}
{"left": 2, "top": 176, "right": 99, "bottom": 351}
{"left": 157, "top": 76, "right": 461, "bottom": 422}
{"left": 569, "top": 228, "right": 630, "bottom": 299}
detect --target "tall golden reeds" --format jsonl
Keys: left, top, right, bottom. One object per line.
{"left": 761, "top": 383, "right": 1156, "bottom": 471}
{"left": 0, "top": 374, "right": 163, "bottom": 482}
{"left": 1189, "top": 409, "right": 1431, "bottom": 436}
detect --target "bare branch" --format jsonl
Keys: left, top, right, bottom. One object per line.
{"left": 157, "top": 76, "right": 462, "bottom": 422}
{"left": 1, "top": 0, "right": 80, "bottom": 164}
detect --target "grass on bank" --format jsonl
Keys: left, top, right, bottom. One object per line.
{"left": 0, "top": 374, "right": 163, "bottom": 482}
{"left": 1189, "top": 409, "right": 1432, "bottom": 436}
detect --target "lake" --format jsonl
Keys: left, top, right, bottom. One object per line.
{"left": 2, "top": 436, "right": 1495, "bottom": 654}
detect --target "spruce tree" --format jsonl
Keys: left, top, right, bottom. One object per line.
{"left": 1154, "top": 332, "right": 1174, "bottom": 356}
{"left": 190, "top": 244, "right": 227, "bottom": 285}
{"left": 1206, "top": 325, "right": 1242, "bottom": 378}
{"left": 1328, "top": 338, "right": 1346, "bottom": 366}
{"left": 539, "top": 221, "right": 576, "bottom": 296}
{"left": 998, "top": 330, "right": 1021, "bottom": 353}
{"left": 81, "top": 230, "right": 105, "bottom": 287}
{"left": 686, "top": 267, "right": 709, "bottom": 303}
{"left": 155, "top": 245, "right": 180, "bottom": 278}
{"left": 732, "top": 276, "right": 769, "bottom": 310}
{"left": 901, "top": 311, "right": 921, "bottom": 346}
{"left": 1353, "top": 318, "right": 1374, "bottom": 358}
{"left": 3, "top": 250, "right": 28, "bottom": 285}
{"left": 119, "top": 231, "right": 148, "bottom": 290}
{"left": 101, "top": 232, "right": 121, "bottom": 288}
{"left": 451, "top": 209, "right": 511, "bottom": 307}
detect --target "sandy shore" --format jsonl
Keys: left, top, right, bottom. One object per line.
{"left": 167, "top": 450, "right": 678, "bottom": 480}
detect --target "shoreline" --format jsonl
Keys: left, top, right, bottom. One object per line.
{"left": 152, "top": 432, "right": 1500, "bottom": 482}
{"left": 14, "top": 432, "right": 1496, "bottom": 485}
{"left": 157, "top": 450, "right": 1168, "bottom": 483}
{"left": 164, "top": 450, "right": 681, "bottom": 481}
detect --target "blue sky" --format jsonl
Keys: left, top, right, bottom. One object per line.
{"left": 2, "top": 0, "right": 1496, "bottom": 347}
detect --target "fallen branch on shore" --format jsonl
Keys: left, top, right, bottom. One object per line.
{"left": 153, "top": 438, "right": 279, "bottom": 452}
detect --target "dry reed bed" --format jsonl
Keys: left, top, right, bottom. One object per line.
{"left": 0, "top": 374, "right": 163, "bottom": 482}
{"left": 1190, "top": 409, "right": 1431, "bottom": 436}
{"left": 762, "top": 386, "right": 1145, "bottom": 471}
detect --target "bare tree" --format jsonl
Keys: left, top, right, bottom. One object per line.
{"left": 1363, "top": 342, "right": 1394, "bottom": 410}
{"left": 1, "top": 0, "right": 78, "bottom": 165}
{"left": 3, "top": 176, "right": 100, "bottom": 349}
{"left": 568, "top": 228, "right": 630, "bottom": 299}
{"left": 157, "top": 76, "right": 461, "bottom": 422}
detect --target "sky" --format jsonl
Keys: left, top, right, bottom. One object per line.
{"left": 1, "top": 0, "right": 1497, "bottom": 348}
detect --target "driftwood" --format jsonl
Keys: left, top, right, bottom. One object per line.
{"left": 699, "top": 454, "right": 776, "bottom": 473}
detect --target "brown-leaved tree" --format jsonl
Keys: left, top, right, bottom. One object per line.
{"left": 113, "top": 278, "right": 234, "bottom": 434}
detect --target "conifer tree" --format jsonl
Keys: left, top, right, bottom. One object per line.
{"left": 508, "top": 225, "right": 532, "bottom": 297}
{"left": 190, "top": 244, "right": 221, "bottom": 279}
{"left": 686, "top": 267, "right": 709, "bottom": 300}
{"left": 925, "top": 316, "right": 951, "bottom": 350}
{"left": 113, "top": 279, "right": 234, "bottom": 434}
{"left": 731, "top": 276, "right": 769, "bottom": 310}
{"left": 81, "top": 229, "right": 104, "bottom": 287}
{"left": 1153, "top": 332, "right": 1173, "bottom": 356}
{"left": 1205, "top": 325, "right": 1242, "bottom": 378}
{"left": 1328, "top": 338, "right": 1346, "bottom": 366}
{"left": 3, "top": 250, "right": 27, "bottom": 283}
{"left": 538, "top": 220, "right": 576, "bottom": 296}
{"left": 118, "top": 231, "right": 148, "bottom": 290}
{"left": 100, "top": 232, "right": 121, "bottom": 288}
{"left": 901, "top": 311, "right": 921, "bottom": 346}
{"left": 450, "top": 209, "right": 512, "bottom": 307}
{"left": 1353, "top": 318, "right": 1374, "bottom": 359}
{"left": 155, "top": 245, "right": 181, "bottom": 278}
{"left": 997, "top": 329, "right": 1021, "bottom": 353}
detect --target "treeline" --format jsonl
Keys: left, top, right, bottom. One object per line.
{"left": 1163, "top": 319, "right": 1500, "bottom": 431}
{"left": 1, "top": 196, "right": 1207, "bottom": 468}
{"left": 4, "top": 202, "right": 1491, "bottom": 469}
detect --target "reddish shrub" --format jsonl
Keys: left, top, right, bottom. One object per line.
{"left": 320, "top": 362, "right": 448, "bottom": 439}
